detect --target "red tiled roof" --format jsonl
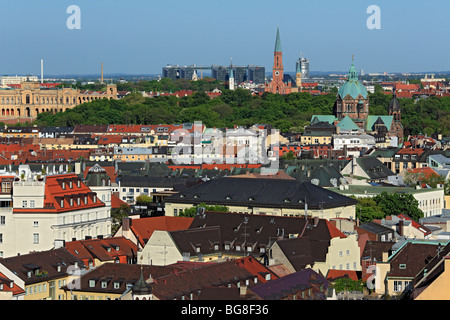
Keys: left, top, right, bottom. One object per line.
{"left": 13, "top": 173, "right": 104, "bottom": 213}
{"left": 111, "top": 194, "right": 128, "bottom": 209}
{"left": 130, "top": 216, "right": 194, "bottom": 247}
{"left": 0, "top": 272, "right": 25, "bottom": 296}
{"left": 326, "top": 220, "right": 347, "bottom": 239}
{"left": 107, "top": 125, "right": 152, "bottom": 134}
{"left": 396, "top": 148, "right": 424, "bottom": 155}
{"left": 65, "top": 236, "right": 138, "bottom": 265}
{"left": 406, "top": 167, "right": 439, "bottom": 179}
{"left": 326, "top": 269, "right": 359, "bottom": 281}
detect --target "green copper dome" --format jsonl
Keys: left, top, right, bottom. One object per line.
{"left": 337, "top": 60, "right": 368, "bottom": 100}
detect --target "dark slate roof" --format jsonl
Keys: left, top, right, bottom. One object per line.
{"left": 361, "top": 241, "right": 396, "bottom": 262}
{"left": 188, "top": 212, "right": 338, "bottom": 252}
{"left": 388, "top": 242, "right": 445, "bottom": 279}
{"left": 250, "top": 268, "right": 329, "bottom": 300}
{"left": 274, "top": 236, "right": 330, "bottom": 271}
{"left": 356, "top": 156, "right": 395, "bottom": 179}
{"left": 0, "top": 248, "right": 85, "bottom": 285}
{"left": 169, "top": 226, "right": 222, "bottom": 258}
{"left": 166, "top": 177, "right": 357, "bottom": 210}
{"left": 358, "top": 222, "right": 395, "bottom": 235}
{"left": 64, "top": 263, "right": 180, "bottom": 294}
{"left": 118, "top": 175, "right": 200, "bottom": 189}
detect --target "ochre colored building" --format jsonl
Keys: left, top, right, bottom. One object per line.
{"left": 0, "top": 81, "right": 117, "bottom": 121}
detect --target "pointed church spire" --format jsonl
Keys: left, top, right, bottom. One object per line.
{"left": 274, "top": 26, "right": 282, "bottom": 52}
{"left": 348, "top": 54, "right": 358, "bottom": 81}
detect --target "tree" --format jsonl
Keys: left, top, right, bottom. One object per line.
{"left": 355, "top": 197, "right": 386, "bottom": 223}
{"left": 136, "top": 194, "right": 153, "bottom": 206}
{"left": 180, "top": 202, "right": 229, "bottom": 217}
{"left": 111, "top": 204, "right": 131, "bottom": 234}
{"left": 332, "top": 278, "right": 365, "bottom": 293}
{"left": 373, "top": 192, "right": 424, "bottom": 221}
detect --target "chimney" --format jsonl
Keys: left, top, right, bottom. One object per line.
{"left": 382, "top": 251, "right": 389, "bottom": 262}
{"left": 398, "top": 220, "right": 404, "bottom": 237}
{"left": 313, "top": 216, "right": 319, "bottom": 227}
{"left": 240, "top": 285, "right": 247, "bottom": 297}
{"left": 122, "top": 217, "right": 131, "bottom": 232}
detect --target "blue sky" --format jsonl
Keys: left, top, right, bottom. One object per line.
{"left": 1, "top": 0, "right": 449, "bottom": 75}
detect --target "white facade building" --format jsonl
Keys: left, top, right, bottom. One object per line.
{"left": 0, "top": 172, "right": 111, "bottom": 258}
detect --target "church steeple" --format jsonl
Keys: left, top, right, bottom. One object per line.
{"left": 274, "top": 26, "right": 282, "bottom": 52}
{"left": 348, "top": 55, "right": 358, "bottom": 81}
{"left": 229, "top": 57, "right": 235, "bottom": 90}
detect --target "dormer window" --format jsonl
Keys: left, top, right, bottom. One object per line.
{"left": 60, "top": 200, "right": 64, "bottom": 208}
{"left": 89, "top": 280, "right": 96, "bottom": 288}
{"left": 113, "top": 282, "right": 120, "bottom": 289}
{"left": 77, "top": 198, "right": 81, "bottom": 205}
{"left": 77, "top": 180, "right": 81, "bottom": 188}
{"left": 70, "top": 198, "right": 74, "bottom": 206}
{"left": 62, "top": 182, "right": 65, "bottom": 189}
{"left": 101, "top": 281, "right": 107, "bottom": 288}
{"left": 69, "top": 181, "right": 73, "bottom": 189}
{"left": 93, "top": 195, "right": 97, "bottom": 203}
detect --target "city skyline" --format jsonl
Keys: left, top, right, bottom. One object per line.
{"left": 1, "top": 0, "right": 450, "bottom": 76}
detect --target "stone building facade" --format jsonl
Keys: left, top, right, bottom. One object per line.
{"left": 0, "top": 81, "right": 117, "bottom": 121}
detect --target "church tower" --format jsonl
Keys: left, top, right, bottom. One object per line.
{"left": 295, "top": 61, "right": 302, "bottom": 90}
{"left": 265, "top": 27, "right": 292, "bottom": 94}
{"left": 229, "top": 58, "right": 235, "bottom": 90}
{"left": 388, "top": 91, "right": 404, "bottom": 141}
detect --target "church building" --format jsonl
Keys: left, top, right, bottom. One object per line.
{"left": 265, "top": 27, "right": 294, "bottom": 95}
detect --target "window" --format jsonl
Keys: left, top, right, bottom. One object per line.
{"left": 33, "top": 233, "right": 39, "bottom": 244}
{"left": 30, "top": 200, "right": 35, "bottom": 208}
{"left": 89, "top": 280, "right": 96, "bottom": 288}
{"left": 60, "top": 200, "right": 64, "bottom": 208}
{"left": 101, "top": 281, "right": 107, "bottom": 289}
{"left": 394, "top": 281, "right": 403, "bottom": 292}
{"left": 0, "top": 216, "right": 5, "bottom": 225}
{"left": 22, "top": 200, "right": 27, "bottom": 208}
{"left": 0, "top": 233, "right": 2, "bottom": 243}
{"left": 33, "top": 221, "right": 39, "bottom": 227}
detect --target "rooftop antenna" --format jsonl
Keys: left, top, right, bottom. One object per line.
{"left": 41, "top": 59, "right": 44, "bottom": 84}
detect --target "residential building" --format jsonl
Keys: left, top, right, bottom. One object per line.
{"left": 164, "top": 177, "right": 358, "bottom": 219}
{"left": 374, "top": 240, "right": 449, "bottom": 298}
{"left": 329, "top": 184, "right": 445, "bottom": 218}
{"left": 301, "top": 121, "right": 336, "bottom": 146}
{"left": 114, "top": 216, "right": 194, "bottom": 248}
{"left": 250, "top": 268, "right": 330, "bottom": 300}
{"left": 0, "top": 172, "right": 111, "bottom": 258}
{"left": 0, "top": 247, "right": 85, "bottom": 300}
{"left": 64, "top": 236, "right": 138, "bottom": 268}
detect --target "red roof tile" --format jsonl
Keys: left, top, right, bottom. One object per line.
{"left": 13, "top": 173, "right": 105, "bottom": 213}
{"left": 129, "top": 216, "right": 194, "bottom": 247}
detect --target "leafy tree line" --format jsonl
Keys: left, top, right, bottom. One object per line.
{"left": 33, "top": 79, "right": 450, "bottom": 135}
{"left": 355, "top": 192, "right": 424, "bottom": 223}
